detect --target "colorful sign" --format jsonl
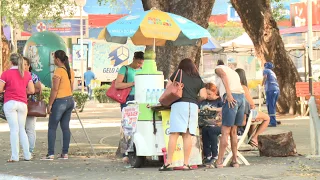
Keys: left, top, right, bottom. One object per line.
{"left": 120, "top": 105, "right": 140, "bottom": 153}
{"left": 92, "top": 40, "right": 144, "bottom": 82}
{"left": 24, "top": 19, "right": 86, "bottom": 37}
{"left": 160, "top": 110, "right": 202, "bottom": 167}
{"left": 290, "top": 0, "right": 320, "bottom": 27}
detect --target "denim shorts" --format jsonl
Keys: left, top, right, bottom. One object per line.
{"left": 222, "top": 93, "right": 245, "bottom": 127}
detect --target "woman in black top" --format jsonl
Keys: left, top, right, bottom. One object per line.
{"left": 159, "top": 58, "right": 207, "bottom": 171}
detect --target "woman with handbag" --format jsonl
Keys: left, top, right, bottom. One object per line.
{"left": 114, "top": 51, "right": 144, "bottom": 164}
{"left": 23, "top": 57, "right": 42, "bottom": 153}
{"left": 0, "top": 53, "right": 35, "bottom": 162}
{"left": 41, "top": 50, "right": 75, "bottom": 160}
{"left": 159, "top": 58, "right": 207, "bottom": 171}
{"left": 115, "top": 51, "right": 144, "bottom": 110}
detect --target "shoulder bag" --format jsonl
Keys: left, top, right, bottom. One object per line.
{"left": 27, "top": 77, "right": 47, "bottom": 117}
{"left": 106, "top": 66, "right": 131, "bottom": 104}
{"left": 159, "top": 69, "right": 184, "bottom": 107}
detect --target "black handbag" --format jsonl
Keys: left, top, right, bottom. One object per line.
{"left": 198, "top": 109, "right": 217, "bottom": 128}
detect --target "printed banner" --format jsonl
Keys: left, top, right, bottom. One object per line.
{"left": 160, "top": 110, "right": 202, "bottom": 167}
{"left": 119, "top": 105, "right": 139, "bottom": 153}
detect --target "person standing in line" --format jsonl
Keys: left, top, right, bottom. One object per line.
{"left": 84, "top": 67, "right": 96, "bottom": 100}
{"left": 0, "top": 53, "right": 35, "bottom": 162}
{"left": 42, "top": 50, "right": 75, "bottom": 160}
{"left": 214, "top": 60, "right": 245, "bottom": 168}
{"left": 159, "top": 58, "right": 207, "bottom": 171}
{"left": 262, "top": 62, "right": 279, "bottom": 127}
{"left": 24, "top": 57, "right": 42, "bottom": 153}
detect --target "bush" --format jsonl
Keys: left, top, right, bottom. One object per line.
{"left": 73, "top": 92, "right": 89, "bottom": 112}
{"left": 40, "top": 87, "right": 89, "bottom": 112}
{"left": 93, "top": 85, "right": 116, "bottom": 103}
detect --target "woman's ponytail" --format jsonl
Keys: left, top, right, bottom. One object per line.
{"left": 63, "top": 56, "right": 71, "bottom": 82}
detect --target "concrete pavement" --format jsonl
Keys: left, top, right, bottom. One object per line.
{"left": 0, "top": 101, "right": 319, "bottom": 180}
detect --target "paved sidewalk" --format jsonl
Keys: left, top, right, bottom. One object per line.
{"left": 0, "top": 101, "right": 318, "bottom": 179}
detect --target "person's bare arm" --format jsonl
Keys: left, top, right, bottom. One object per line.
{"left": 198, "top": 88, "right": 207, "bottom": 101}
{"left": 47, "top": 76, "right": 60, "bottom": 114}
{"left": 34, "top": 81, "right": 42, "bottom": 93}
{"left": 242, "top": 85, "right": 255, "bottom": 109}
{"left": 215, "top": 68, "right": 236, "bottom": 107}
{"left": 27, "top": 81, "right": 35, "bottom": 94}
{"left": 115, "top": 74, "right": 134, "bottom": 89}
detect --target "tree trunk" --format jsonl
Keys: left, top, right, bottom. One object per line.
{"left": 230, "top": 0, "right": 301, "bottom": 114}
{"left": 1, "top": 26, "right": 10, "bottom": 72}
{"left": 258, "top": 129, "right": 297, "bottom": 157}
{"left": 141, "top": 0, "right": 215, "bottom": 79}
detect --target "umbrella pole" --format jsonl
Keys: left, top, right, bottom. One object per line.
{"left": 153, "top": 38, "right": 156, "bottom": 52}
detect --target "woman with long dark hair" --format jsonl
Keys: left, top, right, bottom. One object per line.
{"left": 42, "top": 50, "right": 75, "bottom": 160}
{"left": 159, "top": 58, "right": 207, "bottom": 171}
{"left": 0, "top": 53, "right": 35, "bottom": 162}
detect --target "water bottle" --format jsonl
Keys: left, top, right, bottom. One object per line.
{"left": 151, "top": 89, "right": 156, "bottom": 104}
{"left": 156, "top": 89, "right": 161, "bottom": 103}
{"left": 146, "top": 89, "right": 151, "bottom": 103}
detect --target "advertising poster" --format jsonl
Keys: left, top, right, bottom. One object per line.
{"left": 160, "top": 110, "right": 202, "bottom": 167}
{"left": 120, "top": 105, "right": 140, "bottom": 153}
{"left": 92, "top": 40, "right": 145, "bottom": 82}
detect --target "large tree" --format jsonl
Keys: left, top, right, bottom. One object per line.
{"left": 1, "top": 0, "right": 76, "bottom": 71}
{"left": 230, "top": 0, "right": 301, "bottom": 114}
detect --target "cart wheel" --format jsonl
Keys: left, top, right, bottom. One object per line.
{"left": 128, "top": 144, "right": 146, "bottom": 168}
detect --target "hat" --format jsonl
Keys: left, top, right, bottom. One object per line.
{"left": 264, "top": 62, "right": 274, "bottom": 69}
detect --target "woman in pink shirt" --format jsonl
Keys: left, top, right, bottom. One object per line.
{"left": 0, "top": 53, "right": 35, "bottom": 162}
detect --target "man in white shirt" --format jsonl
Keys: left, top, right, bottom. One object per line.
{"left": 214, "top": 60, "right": 245, "bottom": 168}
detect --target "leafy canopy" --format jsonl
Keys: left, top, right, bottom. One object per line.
{"left": 1, "top": 0, "right": 77, "bottom": 29}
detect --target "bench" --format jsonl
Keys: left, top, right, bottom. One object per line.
{"left": 295, "top": 82, "right": 320, "bottom": 115}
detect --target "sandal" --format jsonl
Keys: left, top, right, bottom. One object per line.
{"left": 214, "top": 161, "right": 223, "bottom": 169}
{"left": 182, "top": 164, "right": 193, "bottom": 171}
{"left": 249, "top": 140, "right": 259, "bottom": 148}
{"left": 230, "top": 161, "right": 240, "bottom": 168}
{"left": 7, "top": 159, "right": 18, "bottom": 163}
{"left": 159, "top": 164, "right": 173, "bottom": 171}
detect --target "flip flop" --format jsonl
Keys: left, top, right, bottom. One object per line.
{"left": 214, "top": 161, "right": 223, "bottom": 169}
{"left": 182, "top": 164, "right": 193, "bottom": 171}
{"left": 159, "top": 164, "right": 173, "bottom": 171}
{"left": 230, "top": 161, "right": 240, "bottom": 168}
{"left": 7, "top": 159, "right": 18, "bottom": 163}
{"left": 249, "top": 140, "right": 259, "bottom": 148}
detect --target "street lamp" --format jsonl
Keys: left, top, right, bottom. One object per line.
{"left": 74, "top": 0, "right": 86, "bottom": 93}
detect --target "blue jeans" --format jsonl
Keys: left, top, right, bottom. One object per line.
{"left": 202, "top": 126, "right": 221, "bottom": 157}
{"left": 48, "top": 96, "right": 75, "bottom": 155}
{"left": 87, "top": 86, "right": 92, "bottom": 99}
{"left": 222, "top": 93, "right": 245, "bottom": 127}
{"left": 266, "top": 90, "right": 279, "bottom": 126}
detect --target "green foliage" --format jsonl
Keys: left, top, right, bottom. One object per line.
{"left": 93, "top": 85, "right": 116, "bottom": 103}
{"left": 1, "top": 0, "right": 76, "bottom": 29}
{"left": 207, "top": 21, "right": 245, "bottom": 43}
{"left": 97, "top": 0, "right": 135, "bottom": 12}
{"left": 272, "top": 0, "right": 288, "bottom": 21}
{"left": 73, "top": 91, "right": 89, "bottom": 112}
{"left": 41, "top": 87, "right": 89, "bottom": 112}
{"left": 41, "top": 87, "right": 51, "bottom": 105}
